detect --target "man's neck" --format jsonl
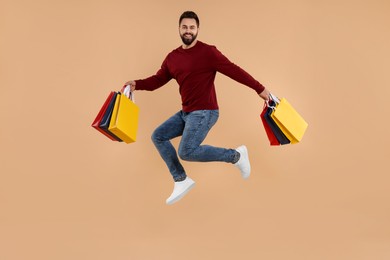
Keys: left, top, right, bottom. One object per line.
{"left": 182, "top": 40, "right": 198, "bottom": 49}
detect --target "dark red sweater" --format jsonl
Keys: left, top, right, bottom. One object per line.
{"left": 135, "top": 41, "right": 265, "bottom": 112}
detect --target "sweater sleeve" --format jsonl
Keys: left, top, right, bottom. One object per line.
{"left": 212, "top": 46, "right": 265, "bottom": 94}
{"left": 134, "top": 57, "right": 172, "bottom": 91}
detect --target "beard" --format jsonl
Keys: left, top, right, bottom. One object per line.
{"left": 180, "top": 32, "right": 198, "bottom": 46}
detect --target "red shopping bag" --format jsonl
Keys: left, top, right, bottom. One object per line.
{"left": 91, "top": 91, "right": 122, "bottom": 141}
{"left": 260, "top": 102, "right": 280, "bottom": 146}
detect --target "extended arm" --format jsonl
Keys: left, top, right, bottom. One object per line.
{"left": 213, "top": 47, "right": 270, "bottom": 101}
{"left": 123, "top": 58, "right": 172, "bottom": 94}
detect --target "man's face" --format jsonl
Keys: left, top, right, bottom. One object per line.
{"left": 179, "top": 18, "right": 199, "bottom": 46}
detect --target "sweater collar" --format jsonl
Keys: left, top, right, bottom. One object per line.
{"left": 179, "top": 40, "right": 202, "bottom": 52}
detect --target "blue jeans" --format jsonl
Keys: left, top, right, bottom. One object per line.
{"left": 151, "top": 110, "right": 238, "bottom": 181}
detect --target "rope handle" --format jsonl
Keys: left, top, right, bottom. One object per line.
{"left": 121, "top": 84, "right": 135, "bottom": 103}
{"left": 266, "top": 93, "right": 280, "bottom": 109}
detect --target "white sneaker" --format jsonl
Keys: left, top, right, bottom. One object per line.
{"left": 166, "top": 177, "right": 195, "bottom": 205}
{"left": 234, "top": 145, "right": 251, "bottom": 179}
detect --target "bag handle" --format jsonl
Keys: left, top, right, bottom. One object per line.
{"left": 122, "top": 84, "right": 135, "bottom": 103}
{"left": 266, "top": 93, "right": 280, "bottom": 108}
{"left": 270, "top": 93, "right": 280, "bottom": 103}
{"left": 129, "top": 89, "right": 135, "bottom": 103}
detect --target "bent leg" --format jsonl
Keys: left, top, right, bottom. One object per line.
{"left": 151, "top": 111, "right": 186, "bottom": 181}
{"left": 178, "top": 110, "right": 238, "bottom": 163}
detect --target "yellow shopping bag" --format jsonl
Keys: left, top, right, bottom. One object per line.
{"left": 270, "top": 97, "right": 308, "bottom": 144}
{"left": 108, "top": 92, "right": 139, "bottom": 144}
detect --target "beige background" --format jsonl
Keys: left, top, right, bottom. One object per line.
{"left": 1, "top": 0, "right": 389, "bottom": 259}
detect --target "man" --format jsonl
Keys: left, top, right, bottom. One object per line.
{"left": 123, "top": 11, "right": 270, "bottom": 205}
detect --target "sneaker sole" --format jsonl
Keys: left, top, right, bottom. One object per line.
{"left": 166, "top": 182, "right": 195, "bottom": 205}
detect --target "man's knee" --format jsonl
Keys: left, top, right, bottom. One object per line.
{"left": 178, "top": 148, "right": 195, "bottom": 161}
{"left": 151, "top": 129, "right": 161, "bottom": 144}
{"left": 178, "top": 150, "right": 190, "bottom": 161}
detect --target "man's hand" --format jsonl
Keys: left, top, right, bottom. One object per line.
{"left": 123, "top": 80, "right": 136, "bottom": 92}
{"left": 121, "top": 81, "right": 136, "bottom": 98}
{"left": 259, "top": 88, "right": 270, "bottom": 101}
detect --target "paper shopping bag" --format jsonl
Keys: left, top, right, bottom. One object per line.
{"left": 260, "top": 103, "right": 280, "bottom": 146}
{"left": 264, "top": 101, "right": 290, "bottom": 145}
{"left": 98, "top": 92, "right": 123, "bottom": 141}
{"left": 108, "top": 92, "right": 139, "bottom": 144}
{"left": 271, "top": 98, "right": 308, "bottom": 143}
{"left": 91, "top": 91, "right": 122, "bottom": 141}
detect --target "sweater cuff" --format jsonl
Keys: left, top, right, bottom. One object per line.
{"left": 256, "top": 82, "right": 265, "bottom": 94}
{"left": 134, "top": 80, "right": 141, "bottom": 90}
